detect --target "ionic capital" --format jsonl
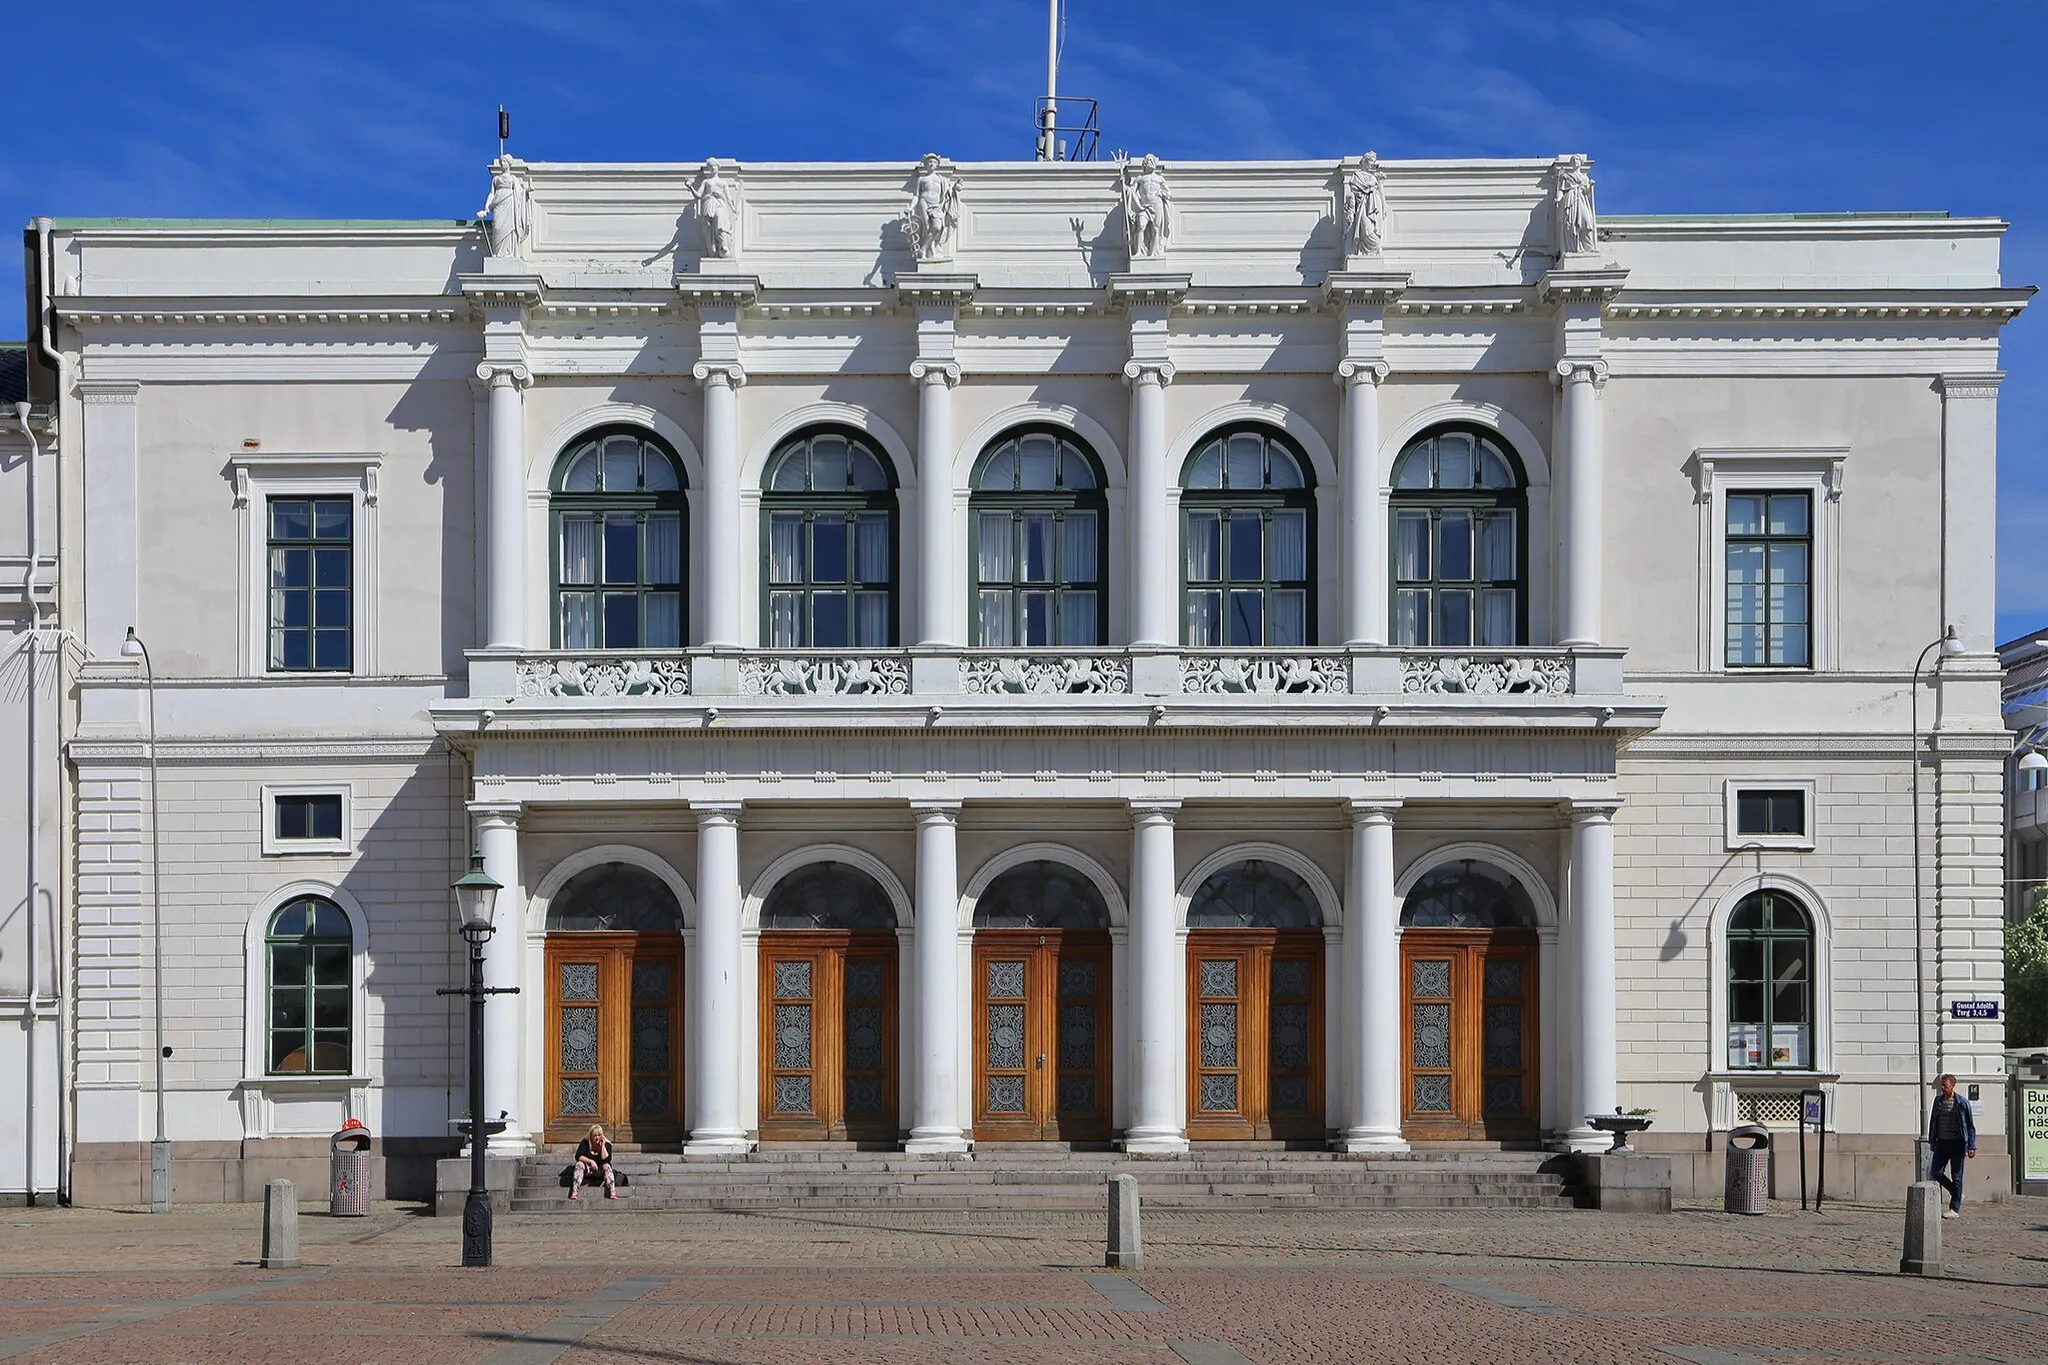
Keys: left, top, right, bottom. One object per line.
{"left": 1565, "top": 798, "right": 1624, "bottom": 823}
{"left": 692, "top": 360, "right": 747, "bottom": 389}
{"left": 1335, "top": 359, "right": 1390, "bottom": 389}
{"left": 690, "top": 800, "right": 744, "bottom": 826}
{"left": 910, "top": 798, "right": 964, "bottom": 823}
{"left": 1347, "top": 798, "right": 1403, "bottom": 824}
{"left": 1553, "top": 358, "right": 1609, "bottom": 389}
{"left": 1122, "top": 359, "right": 1177, "bottom": 388}
{"left": 908, "top": 360, "right": 961, "bottom": 389}
{"left": 475, "top": 361, "right": 533, "bottom": 389}
{"left": 468, "top": 800, "right": 524, "bottom": 830}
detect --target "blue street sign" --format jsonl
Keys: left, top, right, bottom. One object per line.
{"left": 1949, "top": 1000, "right": 2000, "bottom": 1020}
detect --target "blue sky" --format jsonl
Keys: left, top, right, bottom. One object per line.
{"left": 4, "top": 1, "right": 2043, "bottom": 641}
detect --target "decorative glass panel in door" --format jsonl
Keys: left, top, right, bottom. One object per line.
{"left": 977, "top": 953, "right": 1031, "bottom": 1130}
{"left": 758, "top": 937, "right": 899, "bottom": 1142}
{"left": 543, "top": 936, "right": 684, "bottom": 1144}
{"left": 840, "top": 950, "right": 896, "bottom": 1141}
{"left": 763, "top": 950, "right": 821, "bottom": 1134}
{"left": 1404, "top": 954, "right": 1456, "bottom": 1127}
{"left": 1267, "top": 950, "right": 1318, "bottom": 1136}
{"left": 970, "top": 932, "right": 1112, "bottom": 1142}
{"left": 1399, "top": 935, "right": 1540, "bottom": 1141}
{"left": 1053, "top": 949, "right": 1109, "bottom": 1138}
{"left": 1480, "top": 951, "right": 1533, "bottom": 1123}
{"left": 1189, "top": 951, "right": 1249, "bottom": 1137}
{"left": 553, "top": 956, "right": 603, "bottom": 1130}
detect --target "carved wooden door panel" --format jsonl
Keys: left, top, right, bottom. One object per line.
{"left": 759, "top": 932, "right": 897, "bottom": 1142}
{"left": 1401, "top": 932, "right": 1538, "bottom": 1141}
{"left": 1186, "top": 931, "right": 1324, "bottom": 1142}
{"left": 543, "top": 934, "right": 683, "bottom": 1145}
{"left": 971, "top": 931, "right": 1111, "bottom": 1142}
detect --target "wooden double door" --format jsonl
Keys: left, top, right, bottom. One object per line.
{"left": 971, "top": 931, "right": 1112, "bottom": 1142}
{"left": 543, "top": 933, "right": 684, "bottom": 1144}
{"left": 1187, "top": 930, "right": 1323, "bottom": 1141}
{"left": 758, "top": 931, "right": 898, "bottom": 1142}
{"left": 1401, "top": 931, "right": 1539, "bottom": 1141}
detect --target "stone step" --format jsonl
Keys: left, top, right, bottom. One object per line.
{"left": 509, "top": 1190, "right": 1576, "bottom": 1213}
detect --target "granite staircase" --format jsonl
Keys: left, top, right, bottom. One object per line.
{"left": 511, "top": 1144, "right": 1580, "bottom": 1213}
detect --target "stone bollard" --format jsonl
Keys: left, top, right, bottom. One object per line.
{"left": 261, "top": 1179, "right": 301, "bottom": 1270}
{"left": 1106, "top": 1173, "right": 1142, "bottom": 1270}
{"left": 1899, "top": 1181, "right": 1944, "bottom": 1276}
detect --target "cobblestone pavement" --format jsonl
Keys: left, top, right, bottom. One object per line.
{"left": 2, "top": 1198, "right": 2045, "bottom": 1363}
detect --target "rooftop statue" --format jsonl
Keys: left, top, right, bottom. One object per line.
{"left": 1555, "top": 154, "right": 1597, "bottom": 256}
{"left": 478, "top": 157, "right": 532, "bottom": 259}
{"left": 694, "top": 160, "right": 741, "bottom": 260}
{"left": 900, "top": 154, "right": 962, "bottom": 262}
{"left": 1344, "top": 152, "right": 1387, "bottom": 259}
{"left": 1118, "top": 154, "right": 1178, "bottom": 260}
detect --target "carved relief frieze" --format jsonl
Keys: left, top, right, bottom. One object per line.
{"left": 1181, "top": 655, "right": 1349, "bottom": 696}
{"left": 1400, "top": 654, "right": 1573, "bottom": 696}
{"left": 737, "top": 655, "right": 910, "bottom": 696}
{"left": 516, "top": 656, "right": 691, "bottom": 698}
{"left": 960, "top": 654, "right": 1132, "bottom": 695}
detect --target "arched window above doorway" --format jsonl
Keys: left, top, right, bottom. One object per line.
{"left": 545, "top": 863, "right": 684, "bottom": 933}
{"left": 1390, "top": 426, "right": 1527, "bottom": 648}
{"left": 973, "top": 861, "right": 1111, "bottom": 929}
{"left": 1181, "top": 426, "right": 1314, "bottom": 648}
{"left": 265, "top": 895, "right": 353, "bottom": 1074}
{"left": 550, "top": 428, "right": 688, "bottom": 650}
{"left": 763, "top": 428, "right": 898, "bottom": 648}
{"left": 1727, "top": 889, "right": 1815, "bottom": 1070}
{"left": 1186, "top": 860, "right": 1323, "bottom": 929}
{"left": 1399, "top": 859, "right": 1538, "bottom": 929}
{"left": 970, "top": 429, "right": 1107, "bottom": 647}
{"left": 761, "top": 862, "right": 897, "bottom": 931}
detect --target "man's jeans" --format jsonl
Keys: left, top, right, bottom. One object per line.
{"left": 1929, "top": 1140, "right": 1969, "bottom": 1211}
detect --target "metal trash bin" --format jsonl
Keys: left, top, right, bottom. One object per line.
{"left": 1724, "top": 1123, "right": 1771, "bottom": 1215}
{"left": 329, "top": 1121, "right": 373, "bottom": 1216}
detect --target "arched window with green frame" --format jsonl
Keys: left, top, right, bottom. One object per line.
{"left": 1390, "top": 426, "right": 1527, "bottom": 647}
{"left": 1726, "top": 889, "right": 1815, "bottom": 1071}
{"left": 970, "top": 428, "right": 1107, "bottom": 646}
{"left": 550, "top": 428, "right": 688, "bottom": 649}
{"left": 762, "top": 428, "right": 898, "bottom": 647}
{"left": 1180, "top": 426, "right": 1314, "bottom": 647}
{"left": 265, "top": 895, "right": 353, "bottom": 1074}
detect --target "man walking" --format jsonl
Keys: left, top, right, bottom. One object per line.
{"left": 1927, "top": 1073, "right": 1977, "bottom": 1219}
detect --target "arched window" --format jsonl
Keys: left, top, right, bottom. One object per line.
{"left": 1181, "top": 427, "right": 1313, "bottom": 647}
{"left": 544, "top": 863, "right": 685, "bottom": 933}
{"left": 763, "top": 429, "right": 897, "bottom": 647}
{"left": 973, "top": 861, "right": 1112, "bottom": 929}
{"left": 1187, "top": 860, "right": 1323, "bottom": 928}
{"left": 1727, "top": 889, "right": 1814, "bottom": 1070}
{"left": 1390, "top": 427, "right": 1527, "bottom": 647}
{"left": 265, "top": 895, "right": 353, "bottom": 1074}
{"left": 1399, "top": 859, "right": 1539, "bottom": 928}
{"left": 971, "top": 430, "right": 1107, "bottom": 647}
{"left": 550, "top": 429, "right": 687, "bottom": 649}
{"left": 761, "top": 862, "right": 897, "bottom": 931}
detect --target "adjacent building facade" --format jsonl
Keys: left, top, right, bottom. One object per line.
{"left": 5, "top": 150, "right": 2028, "bottom": 1204}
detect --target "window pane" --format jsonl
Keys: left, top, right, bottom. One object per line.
{"left": 769, "top": 514, "right": 805, "bottom": 585}
{"left": 812, "top": 593, "right": 849, "bottom": 647}
{"left": 645, "top": 593, "right": 681, "bottom": 647}
{"left": 1022, "top": 591, "right": 1053, "bottom": 646}
{"left": 1063, "top": 512, "right": 1098, "bottom": 582}
{"left": 1727, "top": 624, "right": 1763, "bottom": 666}
{"left": 644, "top": 513, "right": 682, "bottom": 584}
{"left": 312, "top": 946, "right": 350, "bottom": 987}
{"left": 1187, "top": 591, "right": 1221, "bottom": 646}
{"left": 271, "top": 500, "right": 311, "bottom": 540}
{"left": 1018, "top": 433, "right": 1057, "bottom": 490}
{"left": 1769, "top": 542, "right": 1809, "bottom": 590}
{"left": 1772, "top": 940, "right": 1811, "bottom": 1023}
{"left": 273, "top": 546, "right": 309, "bottom": 590}
{"left": 1436, "top": 589, "right": 1472, "bottom": 647}
{"left": 1225, "top": 433, "right": 1264, "bottom": 489}
{"left": 1021, "top": 514, "right": 1054, "bottom": 583}
{"left": 1476, "top": 442, "right": 1514, "bottom": 489}
{"left": 308, "top": 902, "right": 349, "bottom": 938}
{"left": 1730, "top": 982, "right": 1765, "bottom": 1027}
{"left": 1393, "top": 448, "right": 1431, "bottom": 490}
{"left": 1479, "top": 589, "right": 1516, "bottom": 646}
{"left": 979, "top": 590, "right": 1013, "bottom": 646}
{"left": 643, "top": 449, "right": 680, "bottom": 492}
{"left": 810, "top": 435, "right": 849, "bottom": 491}
{"left": 769, "top": 446, "right": 807, "bottom": 492}
{"left": 1187, "top": 512, "right": 1220, "bottom": 582}
{"left": 1188, "top": 443, "right": 1222, "bottom": 490}
{"left": 603, "top": 592, "right": 639, "bottom": 648}
{"left": 560, "top": 515, "right": 596, "bottom": 586}
{"left": 314, "top": 631, "right": 350, "bottom": 671}
{"left": 603, "top": 514, "right": 638, "bottom": 585}
{"left": 978, "top": 512, "right": 1013, "bottom": 582}
{"left": 854, "top": 592, "right": 890, "bottom": 646}
{"left": 1270, "top": 590, "right": 1306, "bottom": 646}
{"left": 1436, "top": 432, "right": 1474, "bottom": 489}
{"left": 313, "top": 501, "right": 351, "bottom": 539}
{"left": 562, "top": 448, "right": 599, "bottom": 493}
{"left": 313, "top": 548, "right": 349, "bottom": 589}
{"left": 853, "top": 513, "right": 891, "bottom": 583}
{"left": 313, "top": 988, "right": 350, "bottom": 1029}
{"left": 1059, "top": 591, "right": 1098, "bottom": 645}
{"left": 309, "top": 797, "right": 342, "bottom": 841}
{"left": 1768, "top": 494, "right": 1810, "bottom": 537}
{"left": 1228, "top": 589, "right": 1263, "bottom": 646}
{"left": 1770, "top": 625, "right": 1809, "bottom": 667}
{"left": 1270, "top": 510, "right": 1306, "bottom": 581}
{"left": 1395, "top": 589, "right": 1428, "bottom": 646}
{"left": 1771, "top": 581, "right": 1809, "bottom": 627}
{"left": 769, "top": 592, "right": 804, "bottom": 646}
{"left": 849, "top": 447, "right": 889, "bottom": 491}
{"left": 1730, "top": 938, "right": 1764, "bottom": 982}
{"left": 602, "top": 435, "right": 639, "bottom": 492}
{"left": 1477, "top": 511, "right": 1516, "bottom": 582}
{"left": 1228, "top": 514, "right": 1263, "bottom": 582}
{"left": 1439, "top": 510, "right": 1473, "bottom": 581}
{"left": 276, "top": 799, "right": 309, "bottom": 840}
{"left": 314, "top": 588, "right": 350, "bottom": 628}
{"left": 561, "top": 591, "right": 596, "bottom": 649}
{"left": 1268, "top": 447, "right": 1304, "bottom": 490}
{"left": 1395, "top": 511, "right": 1430, "bottom": 582}
{"left": 812, "top": 517, "right": 849, "bottom": 583}
{"left": 1726, "top": 495, "right": 1765, "bottom": 536}
{"left": 1062, "top": 447, "right": 1098, "bottom": 489}
{"left": 980, "top": 444, "right": 1016, "bottom": 490}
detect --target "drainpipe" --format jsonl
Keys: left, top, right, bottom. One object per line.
{"left": 17, "top": 399, "right": 44, "bottom": 1205}
{"left": 31, "top": 216, "right": 70, "bottom": 1205}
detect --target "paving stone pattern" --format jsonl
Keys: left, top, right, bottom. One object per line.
{"left": 0, "top": 1199, "right": 2044, "bottom": 1363}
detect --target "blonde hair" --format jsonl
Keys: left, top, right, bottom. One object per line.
{"left": 588, "top": 1124, "right": 607, "bottom": 1140}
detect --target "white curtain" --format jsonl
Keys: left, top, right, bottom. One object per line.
{"left": 854, "top": 513, "right": 891, "bottom": 584}
{"left": 1186, "top": 511, "right": 1220, "bottom": 581}
{"left": 644, "top": 513, "right": 681, "bottom": 584}
{"left": 1395, "top": 511, "right": 1430, "bottom": 582}
{"left": 769, "top": 514, "right": 804, "bottom": 585}
{"left": 1062, "top": 512, "right": 1097, "bottom": 582}
{"left": 854, "top": 590, "right": 890, "bottom": 646}
{"left": 1270, "top": 509, "right": 1306, "bottom": 581}
{"left": 645, "top": 592, "right": 681, "bottom": 647}
{"left": 560, "top": 514, "right": 596, "bottom": 585}
{"left": 978, "top": 512, "right": 1012, "bottom": 582}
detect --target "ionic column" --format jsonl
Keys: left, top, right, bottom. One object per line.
{"left": 907, "top": 801, "right": 969, "bottom": 1153}
{"left": 1126, "top": 800, "right": 1188, "bottom": 1154}
{"left": 1566, "top": 800, "right": 1619, "bottom": 1150}
{"left": 472, "top": 803, "right": 533, "bottom": 1153}
{"left": 1338, "top": 361, "right": 1390, "bottom": 647}
{"left": 1557, "top": 359, "right": 1607, "bottom": 648}
{"left": 687, "top": 802, "right": 748, "bottom": 1154}
{"left": 693, "top": 361, "right": 746, "bottom": 648}
{"left": 1341, "top": 800, "right": 1405, "bottom": 1151}
{"left": 1125, "top": 361, "right": 1176, "bottom": 648}
{"left": 477, "top": 363, "right": 532, "bottom": 650}
{"left": 910, "top": 361, "right": 961, "bottom": 648}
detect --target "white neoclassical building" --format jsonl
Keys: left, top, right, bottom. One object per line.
{"left": 2, "top": 149, "right": 2028, "bottom": 1204}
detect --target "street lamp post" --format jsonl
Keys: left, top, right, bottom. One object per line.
{"left": 438, "top": 852, "right": 513, "bottom": 1267}
{"left": 120, "top": 627, "right": 169, "bottom": 1213}
{"left": 1909, "top": 624, "right": 1965, "bottom": 1180}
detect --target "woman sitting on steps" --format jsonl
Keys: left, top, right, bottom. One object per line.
{"left": 568, "top": 1123, "right": 616, "bottom": 1200}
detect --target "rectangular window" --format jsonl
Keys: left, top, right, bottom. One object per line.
{"left": 1723, "top": 779, "right": 1816, "bottom": 851}
{"left": 1735, "top": 789, "right": 1805, "bottom": 839}
{"left": 275, "top": 794, "right": 343, "bottom": 842}
{"left": 268, "top": 497, "right": 352, "bottom": 671}
{"left": 262, "top": 785, "right": 353, "bottom": 856}
{"left": 1725, "top": 492, "right": 1811, "bottom": 668}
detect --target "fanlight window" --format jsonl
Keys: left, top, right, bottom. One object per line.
{"left": 1390, "top": 427, "right": 1526, "bottom": 648}
{"left": 971, "top": 430, "right": 1107, "bottom": 647}
{"left": 1726, "top": 889, "right": 1814, "bottom": 1070}
{"left": 265, "top": 896, "right": 352, "bottom": 1074}
{"left": 1181, "top": 427, "right": 1313, "bottom": 647}
{"left": 973, "top": 861, "right": 1111, "bottom": 929}
{"left": 763, "top": 430, "right": 897, "bottom": 648}
{"left": 551, "top": 429, "right": 687, "bottom": 650}
{"left": 1399, "top": 859, "right": 1538, "bottom": 929}
{"left": 1187, "top": 860, "right": 1323, "bottom": 929}
{"left": 545, "top": 863, "right": 685, "bottom": 933}
{"left": 761, "top": 862, "right": 897, "bottom": 931}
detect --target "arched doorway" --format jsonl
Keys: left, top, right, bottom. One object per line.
{"left": 970, "top": 861, "right": 1113, "bottom": 1143}
{"left": 1185, "top": 860, "right": 1325, "bottom": 1142}
{"left": 542, "top": 862, "right": 686, "bottom": 1144}
{"left": 1399, "top": 858, "right": 1541, "bottom": 1142}
{"left": 757, "top": 862, "right": 899, "bottom": 1142}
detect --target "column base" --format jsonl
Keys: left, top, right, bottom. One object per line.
{"left": 1334, "top": 1130, "right": 1410, "bottom": 1154}
{"left": 683, "top": 1132, "right": 753, "bottom": 1157}
{"left": 1555, "top": 1127, "right": 1611, "bottom": 1154}
{"left": 903, "top": 1130, "right": 972, "bottom": 1157}
{"left": 482, "top": 1124, "right": 537, "bottom": 1158}
{"left": 1119, "top": 1131, "right": 1189, "bottom": 1157}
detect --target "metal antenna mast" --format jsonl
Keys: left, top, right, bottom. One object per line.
{"left": 1032, "top": 0, "right": 1099, "bottom": 161}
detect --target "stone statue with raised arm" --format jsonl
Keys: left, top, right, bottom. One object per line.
{"left": 1555, "top": 155, "right": 1597, "bottom": 256}
{"left": 1118, "top": 154, "right": 1177, "bottom": 259}
{"left": 478, "top": 157, "right": 532, "bottom": 260}
{"left": 900, "top": 153, "right": 962, "bottom": 262}
{"left": 1344, "top": 152, "right": 1387, "bottom": 259}
{"left": 694, "top": 160, "right": 740, "bottom": 260}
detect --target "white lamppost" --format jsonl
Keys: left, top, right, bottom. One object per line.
{"left": 1910, "top": 624, "right": 1965, "bottom": 1179}
{"left": 120, "top": 627, "right": 169, "bottom": 1213}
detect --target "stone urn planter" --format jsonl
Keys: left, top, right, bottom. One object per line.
{"left": 1587, "top": 1111, "right": 1653, "bottom": 1155}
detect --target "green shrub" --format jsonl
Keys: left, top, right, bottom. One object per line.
{"left": 2009, "top": 889, "right": 2048, "bottom": 1050}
